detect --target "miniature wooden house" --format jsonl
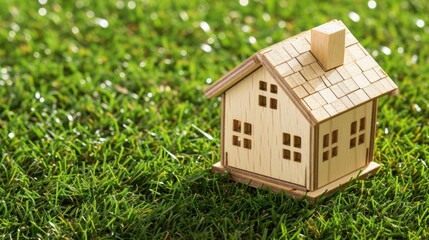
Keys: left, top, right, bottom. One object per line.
{"left": 204, "top": 20, "right": 398, "bottom": 202}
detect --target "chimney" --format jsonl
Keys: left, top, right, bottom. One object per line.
{"left": 311, "top": 23, "right": 345, "bottom": 70}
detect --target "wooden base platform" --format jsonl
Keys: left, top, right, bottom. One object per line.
{"left": 212, "top": 161, "right": 381, "bottom": 203}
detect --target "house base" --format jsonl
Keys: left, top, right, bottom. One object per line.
{"left": 212, "top": 161, "right": 381, "bottom": 203}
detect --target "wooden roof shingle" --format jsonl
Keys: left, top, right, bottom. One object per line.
{"left": 205, "top": 20, "right": 398, "bottom": 124}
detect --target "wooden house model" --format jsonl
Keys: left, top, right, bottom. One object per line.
{"left": 204, "top": 20, "right": 398, "bottom": 202}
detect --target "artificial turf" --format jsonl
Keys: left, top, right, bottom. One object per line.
{"left": 0, "top": 0, "right": 428, "bottom": 238}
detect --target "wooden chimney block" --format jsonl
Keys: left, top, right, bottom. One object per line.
{"left": 311, "top": 23, "right": 346, "bottom": 71}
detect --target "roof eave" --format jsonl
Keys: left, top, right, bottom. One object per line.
{"left": 204, "top": 55, "right": 261, "bottom": 99}
{"left": 316, "top": 87, "right": 399, "bottom": 125}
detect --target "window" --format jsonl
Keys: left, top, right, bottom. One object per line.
{"left": 259, "top": 82, "right": 278, "bottom": 110}
{"left": 283, "top": 133, "right": 291, "bottom": 146}
{"left": 322, "top": 130, "right": 338, "bottom": 161}
{"left": 259, "top": 81, "right": 267, "bottom": 91}
{"left": 244, "top": 122, "right": 252, "bottom": 135}
{"left": 270, "top": 84, "right": 278, "bottom": 94}
{"left": 360, "top": 118, "right": 365, "bottom": 131}
{"left": 232, "top": 120, "right": 252, "bottom": 150}
{"left": 283, "top": 133, "right": 302, "bottom": 163}
{"left": 259, "top": 95, "right": 267, "bottom": 107}
{"left": 243, "top": 138, "right": 252, "bottom": 149}
{"left": 359, "top": 134, "right": 365, "bottom": 145}
{"left": 351, "top": 121, "right": 357, "bottom": 135}
{"left": 233, "top": 119, "right": 241, "bottom": 132}
{"left": 323, "top": 151, "right": 329, "bottom": 161}
{"left": 233, "top": 136, "right": 240, "bottom": 146}
{"left": 283, "top": 149, "right": 291, "bottom": 160}
{"left": 270, "top": 98, "right": 277, "bottom": 109}
{"left": 323, "top": 134, "right": 329, "bottom": 148}
{"left": 294, "top": 136, "right": 301, "bottom": 148}
{"left": 332, "top": 146, "right": 338, "bottom": 157}
{"left": 294, "top": 152, "right": 301, "bottom": 162}
{"left": 332, "top": 130, "right": 338, "bottom": 144}
{"left": 349, "top": 117, "right": 366, "bottom": 149}
{"left": 350, "top": 138, "right": 356, "bottom": 148}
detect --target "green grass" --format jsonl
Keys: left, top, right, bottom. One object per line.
{"left": 0, "top": 0, "right": 428, "bottom": 238}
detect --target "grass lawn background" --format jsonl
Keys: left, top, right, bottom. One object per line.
{"left": 0, "top": 0, "right": 428, "bottom": 238}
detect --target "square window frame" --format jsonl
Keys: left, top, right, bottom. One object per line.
{"left": 270, "top": 98, "right": 277, "bottom": 109}
{"left": 259, "top": 95, "right": 267, "bottom": 107}
{"left": 283, "top": 149, "right": 291, "bottom": 160}
{"left": 350, "top": 138, "right": 356, "bottom": 148}
{"left": 323, "top": 134, "right": 329, "bottom": 148}
{"left": 323, "top": 150, "right": 329, "bottom": 161}
{"left": 294, "top": 136, "right": 301, "bottom": 148}
{"left": 332, "top": 146, "right": 338, "bottom": 157}
{"left": 233, "top": 119, "right": 241, "bottom": 132}
{"left": 332, "top": 130, "right": 338, "bottom": 144}
{"left": 360, "top": 117, "right": 366, "bottom": 131}
{"left": 270, "top": 84, "right": 278, "bottom": 94}
{"left": 294, "top": 152, "right": 302, "bottom": 162}
{"left": 243, "top": 138, "right": 252, "bottom": 149}
{"left": 283, "top": 133, "right": 291, "bottom": 146}
{"left": 244, "top": 122, "right": 252, "bottom": 135}
{"left": 259, "top": 81, "right": 267, "bottom": 91}
{"left": 358, "top": 133, "right": 365, "bottom": 145}
{"left": 233, "top": 135, "right": 241, "bottom": 147}
{"left": 351, "top": 121, "right": 357, "bottom": 135}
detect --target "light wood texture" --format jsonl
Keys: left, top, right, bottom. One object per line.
{"left": 291, "top": 36, "right": 311, "bottom": 54}
{"left": 205, "top": 19, "right": 398, "bottom": 124}
{"left": 287, "top": 58, "right": 302, "bottom": 73}
{"left": 204, "top": 55, "right": 261, "bottom": 99}
{"left": 310, "top": 107, "right": 330, "bottom": 121}
{"left": 309, "top": 77, "right": 327, "bottom": 91}
{"left": 356, "top": 56, "right": 378, "bottom": 72}
{"left": 330, "top": 84, "right": 345, "bottom": 98}
{"left": 340, "top": 95, "right": 354, "bottom": 109}
{"left": 294, "top": 85, "right": 309, "bottom": 98}
{"left": 309, "top": 125, "right": 317, "bottom": 190}
{"left": 205, "top": 19, "right": 399, "bottom": 195}
{"left": 224, "top": 67, "right": 311, "bottom": 188}
{"left": 310, "top": 62, "right": 325, "bottom": 78}
{"left": 276, "top": 62, "right": 294, "bottom": 77}
{"left": 347, "top": 44, "right": 366, "bottom": 60}
{"left": 282, "top": 42, "right": 299, "bottom": 58}
{"left": 364, "top": 69, "right": 381, "bottom": 83}
{"left": 263, "top": 32, "right": 397, "bottom": 123}
{"left": 369, "top": 99, "right": 378, "bottom": 163}
{"left": 319, "top": 88, "right": 337, "bottom": 104}
{"left": 257, "top": 52, "right": 319, "bottom": 126}
{"left": 300, "top": 65, "right": 318, "bottom": 80}
{"left": 317, "top": 101, "right": 373, "bottom": 188}
{"left": 220, "top": 93, "right": 226, "bottom": 165}
{"left": 302, "top": 82, "right": 316, "bottom": 95}
{"left": 212, "top": 161, "right": 381, "bottom": 203}
{"left": 336, "top": 65, "right": 351, "bottom": 79}
{"left": 296, "top": 52, "right": 317, "bottom": 66}
{"left": 306, "top": 161, "right": 380, "bottom": 201}
{"left": 311, "top": 23, "right": 345, "bottom": 70}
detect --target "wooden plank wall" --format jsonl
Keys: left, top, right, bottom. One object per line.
{"left": 224, "top": 67, "right": 311, "bottom": 188}
{"left": 317, "top": 101, "right": 373, "bottom": 188}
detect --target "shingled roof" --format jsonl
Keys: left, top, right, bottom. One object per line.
{"left": 204, "top": 20, "right": 398, "bottom": 124}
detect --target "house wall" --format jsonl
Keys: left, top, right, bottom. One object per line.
{"left": 224, "top": 67, "right": 311, "bottom": 189}
{"left": 316, "top": 101, "right": 374, "bottom": 188}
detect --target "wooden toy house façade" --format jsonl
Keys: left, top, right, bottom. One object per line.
{"left": 204, "top": 20, "right": 398, "bottom": 202}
